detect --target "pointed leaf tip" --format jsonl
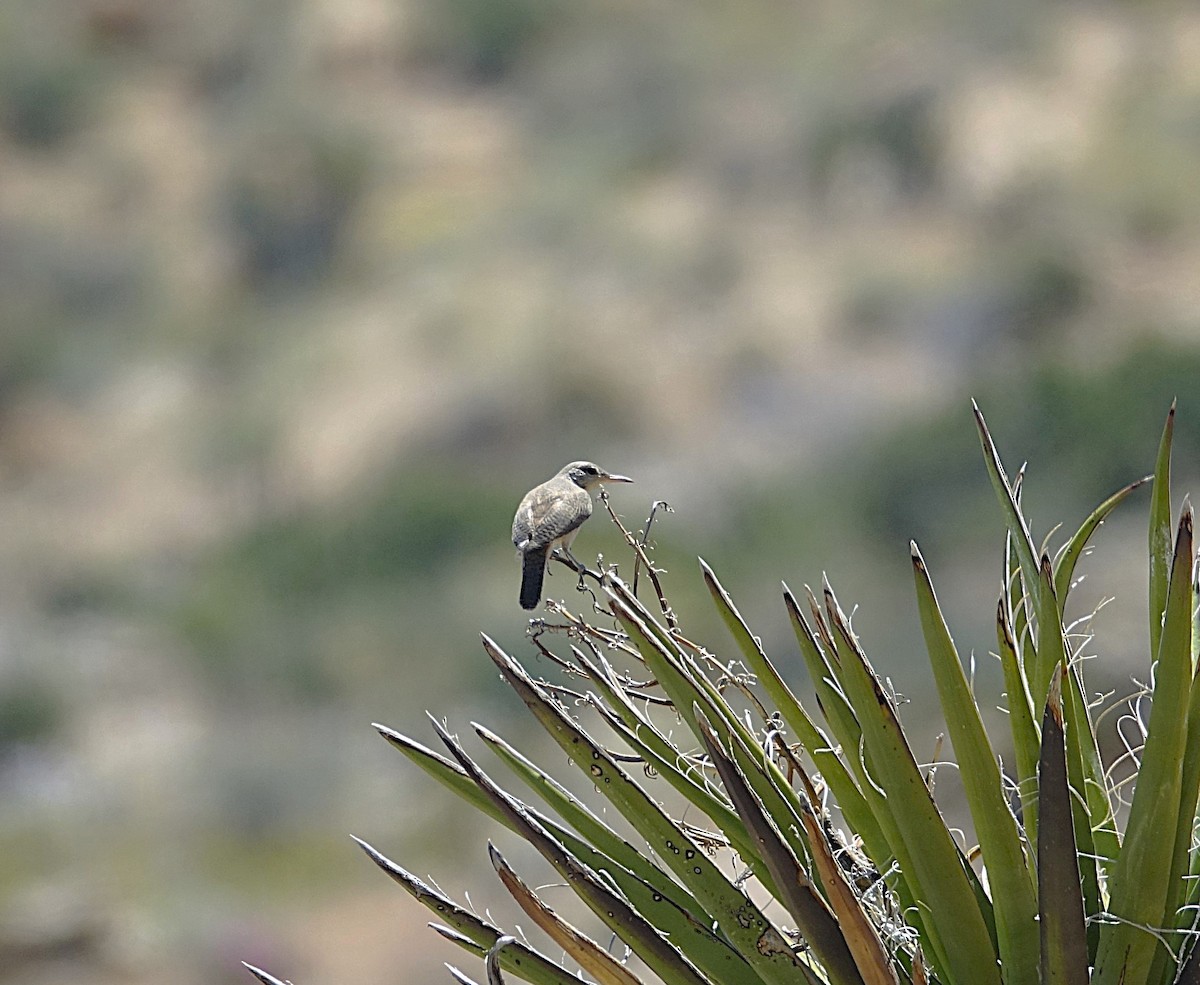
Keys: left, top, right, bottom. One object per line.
{"left": 375, "top": 722, "right": 405, "bottom": 743}
{"left": 427, "top": 713, "right": 456, "bottom": 745}
{"left": 352, "top": 835, "right": 387, "bottom": 864}
{"left": 473, "top": 722, "right": 500, "bottom": 744}
{"left": 243, "top": 963, "right": 292, "bottom": 985}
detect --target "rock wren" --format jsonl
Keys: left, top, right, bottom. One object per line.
{"left": 512, "top": 461, "right": 633, "bottom": 610}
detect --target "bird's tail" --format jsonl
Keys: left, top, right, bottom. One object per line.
{"left": 520, "top": 550, "right": 547, "bottom": 610}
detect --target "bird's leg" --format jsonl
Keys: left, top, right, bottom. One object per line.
{"left": 550, "top": 547, "right": 600, "bottom": 589}
{"left": 560, "top": 544, "right": 585, "bottom": 573}
{"left": 561, "top": 546, "right": 595, "bottom": 591}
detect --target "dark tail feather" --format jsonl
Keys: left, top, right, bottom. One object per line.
{"left": 520, "top": 551, "right": 547, "bottom": 610}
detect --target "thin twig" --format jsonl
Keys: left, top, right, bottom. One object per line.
{"left": 600, "top": 492, "right": 678, "bottom": 629}
{"left": 634, "top": 500, "right": 673, "bottom": 595}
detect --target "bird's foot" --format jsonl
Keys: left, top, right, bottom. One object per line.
{"left": 552, "top": 547, "right": 587, "bottom": 575}
{"left": 549, "top": 550, "right": 603, "bottom": 602}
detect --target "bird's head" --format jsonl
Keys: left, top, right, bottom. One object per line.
{"left": 561, "top": 461, "right": 634, "bottom": 489}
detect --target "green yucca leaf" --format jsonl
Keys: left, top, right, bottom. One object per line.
{"left": 977, "top": 407, "right": 1120, "bottom": 875}
{"left": 781, "top": 585, "right": 931, "bottom": 941}
{"left": 783, "top": 585, "right": 862, "bottom": 757}
{"left": 431, "top": 926, "right": 487, "bottom": 957}
{"left": 605, "top": 583, "right": 821, "bottom": 882}
{"left": 703, "top": 562, "right": 873, "bottom": 840}
{"left": 974, "top": 401, "right": 1041, "bottom": 619}
{"left": 791, "top": 792, "right": 899, "bottom": 985}
{"left": 567, "top": 645, "right": 751, "bottom": 836}
{"left": 606, "top": 578, "right": 784, "bottom": 776}
{"left": 440, "top": 927, "right": 559, "bottom": 985}
{"left": 1032, "top": 554, "right": 1068, "bottom": 723}
{"left": 701, "top": 562, "right": 895, "bottom": 895}
{"left": 794, "top": 581, "right": 935, "bottom": 966}
{"left": 708, "top": 560, "right": 907, "bottom": 920}
{"left": 1057, "top": 672, "right": 1103, "bottom": 962}
{"left": 374, "top": 722, "right": 675, "bottom": 896}
{"left": 376, "top": 722, "right": 511, "bottom": 821}
{"left": 480, "top": 634, "right": 814, "bottom": 985}
{"left": 1156, "top": 627, "right": 1200, "bottom": 976}
{"left": 715, "top": 715, "right": 824, "bottom": 882}
{"left": 694, "top": 708, "right": 856, "bottom": 985}
{"left": 1040, "top": 553, "right": 1120, "bottom": 871}
{"left": 474, "top": 722, "right": 777, "bottom": 985}
{"left": 1149, "top": 402, "right": 1176, "bottom": 659}
{"left": 428, "top": 716, "right": 714, "bottom": 985}
{"left": 1036, "top": 667, "right": 1089, "bottom": 985}
{"left": 243, "top": 963, "right": 293, "bottom": 985}
{"left": 1052, "top": 476, "right": 1149, "bottom": 603}
{"left": 473, "top": 724, "right": 711, "bottom": 925}
{"left": 1005, "top": 495, "right": 1035, "bottom": 681}
{"left": 779, "top": 586, "right": 903, "bottom": 903}
{"left": 1037, "top": 559, "right": 1120, "bottom": 897}
{"left": 592, "top": 596, "right": 777, "bottom": 879}
{"left": 488, "top": 843, "right": 646, "bottom": 985}
{"left": 580, "top": 679, "right": 750, "bottom": 839}
{"left": 910, "top": 542, "right": 1039, "bottom": 985}
{"left": 1147, "top": 663, "right": 1200, "bottom": 985}
{"left": 605, "top": 586, "right": 725, "bottom": 750}
{"left": 701, "top": 562, "right": 837, "bottom": 769}
{"left": 1095, "top": 505, "right": 1194, "bottom": 985}
{"left": 973, "top": 406, "right": 1066, "bottom": 712}
{"left": 996, "top": 594, "right": 1039, "bottom": 848}
{"left": 1179, "top": 845, "right": 1200, "bottom": 974}
{"left": 781, "top": 587, "right": 879, "bottom": 835}
{"left": 353, "top": 837, "right": 589, "bottom": 985}
{"left": 360, "top": 403, "right": 1199, "bottom": 985}
{"left": 480, "top": 746, "right": 759, "bottom": 985}
{"left": 1065, "top": 666, "right": 1120, "bottom": 872}
{"left": 822, "top": 583, "right": 1000, "bottom": 985}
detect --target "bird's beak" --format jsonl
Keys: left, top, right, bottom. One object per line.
{"left": 600, "top": 472, "right": 634, "bottom": 484}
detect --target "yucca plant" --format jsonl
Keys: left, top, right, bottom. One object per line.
{"left": 250, "top": 402, "right": 1200, "bottom": 985}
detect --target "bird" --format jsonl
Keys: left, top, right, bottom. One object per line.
{"left": 512, "top": 461, "right": 633, "bottom": 610}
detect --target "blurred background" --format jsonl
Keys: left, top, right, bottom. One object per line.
{"left": 2, "top": 0, "right": 1200, "bottom": 982}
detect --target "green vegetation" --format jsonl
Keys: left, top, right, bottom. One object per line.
{"left": 850, "top": 340, "right": 1200, "bottom": 553}
{"left": 0, "top": 675, "right": 61, "bottom": 755}
{"left": 343, "top": 404, "right": 1200, "bottom": 984}
{"left": 176, "top": 465, "right": 515, "bottom": 700}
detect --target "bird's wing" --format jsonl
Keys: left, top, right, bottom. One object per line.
{"left": 513, "top": 482, "right": 591, "bottom": 551}
{"left": 512, "top": 504, "right": 536, "bottom": 550}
